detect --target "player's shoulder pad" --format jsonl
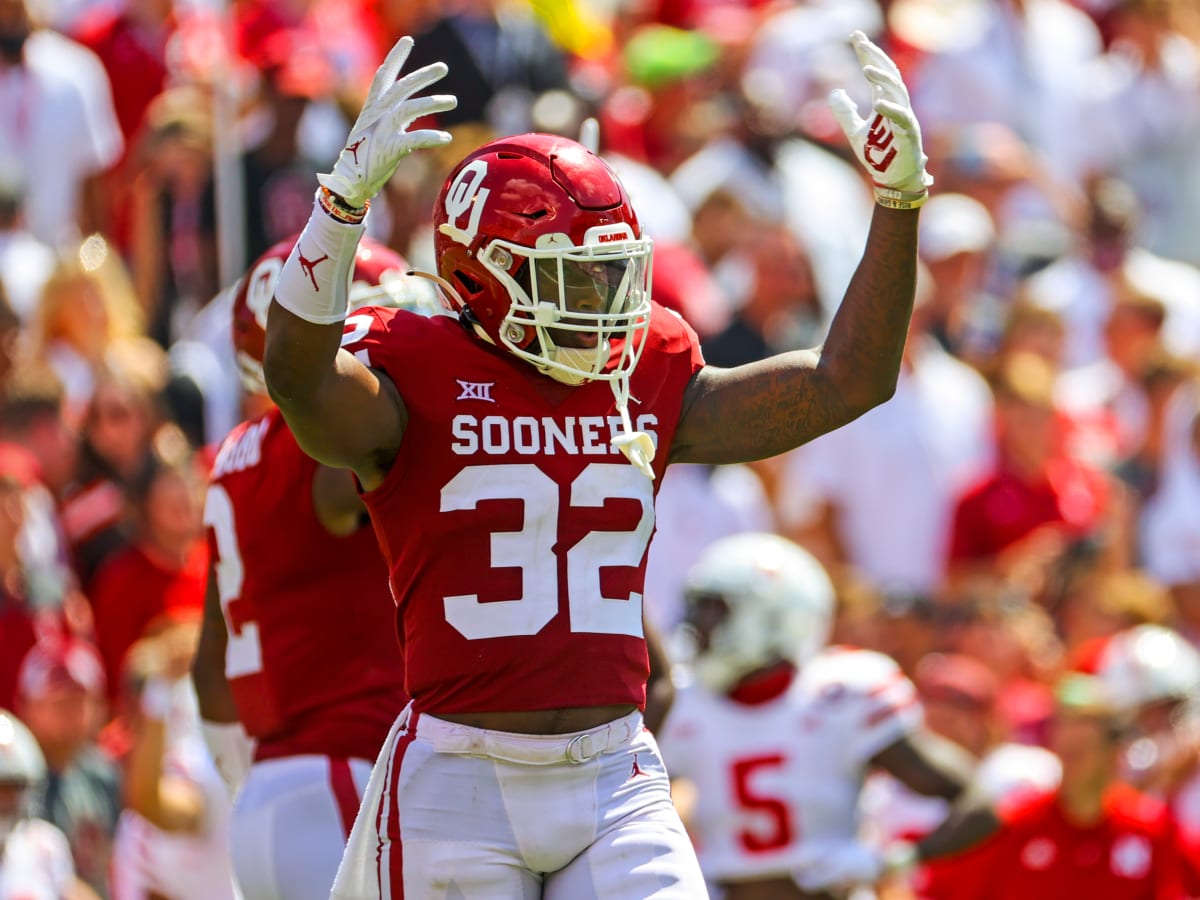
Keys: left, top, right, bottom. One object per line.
{"left": 646, "top": 300, "right": 702, "bottom": 354}
{"left": 13, "top": 816, "right": 71, "bottom": 852}
{"left": 344, "top": 305, "right": 464, "bottom": 364}
{"left": 803, "top": 646, "right": 910, "bottom": 699}
{"left": 209, "top": 408, "right": 282, "bottom": 481}
{"left": 667, "top": 666, "right": 710, "bottom": 716}
{"left": 658, "top": 669, "right": 711, "bottom": 739}
{"left": 350, "top": 303, "right": 448, "bottom": 335}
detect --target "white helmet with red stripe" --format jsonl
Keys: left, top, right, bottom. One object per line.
{"left": 1097, "top": 624, "right": 1200, "bottom": 712}
{"left": 681, "top": 533, "right": 835, "bottom": 693}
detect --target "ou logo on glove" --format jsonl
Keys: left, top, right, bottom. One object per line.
{"left": 865, "top": 115, "right": 898, "bottom": 174}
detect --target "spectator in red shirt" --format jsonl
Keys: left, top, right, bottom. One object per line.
{"left": 929, "top": 673, "right": 1185, "bottom": 900}
{"left": 72, "top": 0, "right": 171, "bottom": 153}
{"left": 88, "top": 430, "right": 206, "bottom": 704}
{"left": 947, "top": 351, "right": 1115, "bottom": 601}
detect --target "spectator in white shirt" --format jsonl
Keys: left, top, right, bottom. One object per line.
{"left": 0, "top": 0, "right": 122, "bottom": 249}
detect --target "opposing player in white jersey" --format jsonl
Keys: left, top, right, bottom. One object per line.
{"left": 191, "top": 237, "right": 432, "bottom": 900}
{"left": 0, "top": 709, "right": 97, "bottom": 900}
{"left": 658, "top": 534, "right": 998, "bottom": 898}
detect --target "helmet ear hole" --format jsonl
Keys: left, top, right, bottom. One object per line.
{"left": 454, "top": 270, "right": 484, "bottom": 298}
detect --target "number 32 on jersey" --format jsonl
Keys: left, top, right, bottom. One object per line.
{"left": 442, "top": 462, "right": 651, "bottom": 641}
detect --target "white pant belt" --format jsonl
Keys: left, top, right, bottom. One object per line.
{"left": 415, "top": 710, "right": 642, "bottom": 765}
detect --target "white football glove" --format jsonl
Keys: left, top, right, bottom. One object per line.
{"left": 794, "top": 840, "right": 917, "bottom": 891}
{"left": 829, "top": 30, "right": 932, "bottom": 209}
{"left": 318, "top": 36, "right": 458, "bottom": 210}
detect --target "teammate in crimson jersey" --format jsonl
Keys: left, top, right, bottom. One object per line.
{"left": 263, "top": 30, "right": 931, "bottom": 899}
{"left": 190, "top": 236, "right": 431, "bottom": 900}
{"left": 658, "top": 533, "right": 997, "bottom": 898}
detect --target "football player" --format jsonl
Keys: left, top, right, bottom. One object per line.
{"left": 262, "top": 30, "right": 931, "bottom": 899}
{"left": 190, "top": 236, "right": 428, "bottom": 900}
{"left": 0, "top": 708, "right": 98, "bottom": 899}
{"left": 659, "top": 533, "right": 997, "bottom": 898}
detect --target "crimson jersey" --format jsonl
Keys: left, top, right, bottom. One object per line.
{"left": 205, "top": 408, "right": 406, "bottom": 761}
{"left": 345, "top": 303, "right": 705, "bottom": 714}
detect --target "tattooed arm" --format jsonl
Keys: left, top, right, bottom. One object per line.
{"left": 671, "top": 204, "right": 919, "bottom": 464}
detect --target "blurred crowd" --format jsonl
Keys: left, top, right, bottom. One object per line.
{"left": 0, "top": 0, "right": 1199, "bottom": 896}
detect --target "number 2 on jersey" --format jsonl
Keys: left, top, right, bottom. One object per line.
{"left": 204, "top": 485, "right": 262, "bottom": 678}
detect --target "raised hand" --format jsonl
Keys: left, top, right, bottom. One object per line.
{"left": 793, "top": 841, "right": 885, "bottom": 892}
{"left": 829, "top": 31, "right": 932, "bottom": 209}
{"left": 318, "top": 37, "right": 458, "bottom": 211}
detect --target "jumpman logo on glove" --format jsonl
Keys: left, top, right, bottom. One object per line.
{"left": 345, "top": 137, "right": 367, "bottom": 165}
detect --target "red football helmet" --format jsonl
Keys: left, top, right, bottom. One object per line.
{"left": 231, "top": 235, "right": 437, "bottom": 394}
{"left": 432, "top": 133, "right": 654, "bottom": 387}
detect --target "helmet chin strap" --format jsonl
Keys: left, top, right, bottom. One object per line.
{"left": 543, "top": 349, "right": 655, "bottom": 479}
{"left": 609, "top": 373, "right": 656, "bottom": 480}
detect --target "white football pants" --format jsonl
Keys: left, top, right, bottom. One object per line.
{"left": 332, "top": 706, "right": 709, "bottom": 899}
{"left": 230, "top": 755, "right": 372, "bottom": 900}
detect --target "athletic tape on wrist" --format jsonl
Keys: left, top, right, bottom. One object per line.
{"left": 274, "top": 192, "right": 368, "bottom": 324}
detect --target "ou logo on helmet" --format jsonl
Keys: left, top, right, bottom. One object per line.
{"left": 442, "top": 160, "right": 491, "bottom": 247}
{"left": 246, "top": 256, "right": 284, "bottom": 327}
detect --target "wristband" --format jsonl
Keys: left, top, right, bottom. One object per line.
{"left": 274, "top": 191, "right": 368, "bottom": 324}
{"left": 874, "top": 185, "right": 929, "bottom": 210}
{"left": 318, "top": 186, "right": 369, "bottom": 225}
{"left": 140, "top": 678, "right": 173, "bottom": 721}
